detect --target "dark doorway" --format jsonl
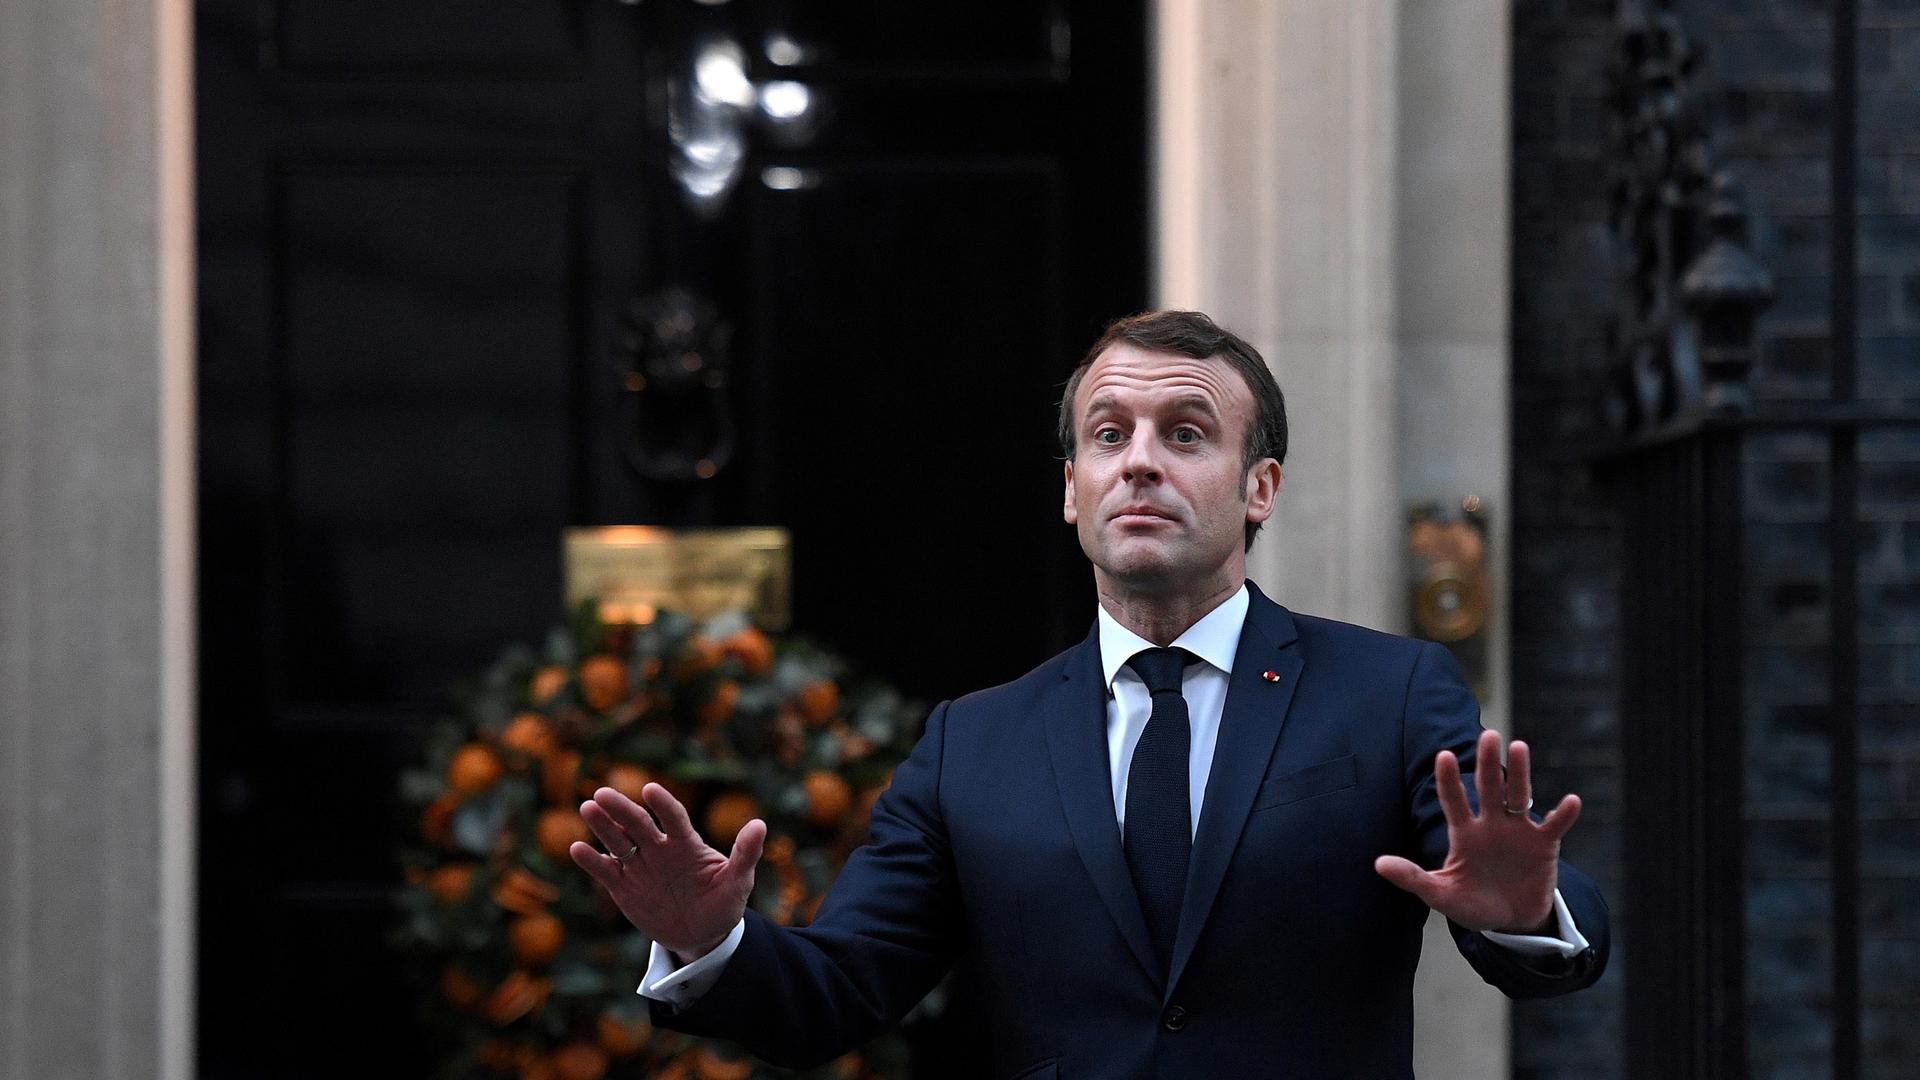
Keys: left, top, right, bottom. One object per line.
{"left": 195, "top": 1, "right": 1147, "bottom": 1074}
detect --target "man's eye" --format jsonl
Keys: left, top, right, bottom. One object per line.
{"left": 1172, "top": 428, "right": 1199, "bottom": 444}
{"left": 1095, "top": 429, "right": 1122, "bottom": 444}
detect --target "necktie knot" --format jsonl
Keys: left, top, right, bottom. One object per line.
{"left": 1126, "top": 647, "right": 1194, "bottom": 697}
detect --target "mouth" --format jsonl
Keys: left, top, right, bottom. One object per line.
{"left": 1111, "top": 506, "right": 1177, "bottom": 525}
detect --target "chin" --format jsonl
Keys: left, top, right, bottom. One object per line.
{"left": 1096, "top": 543, "right": 1188, "bottom": 585}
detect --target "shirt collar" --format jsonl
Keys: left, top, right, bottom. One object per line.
{"left": 1095, "top": 582, "right": 1250, "bottom": 693}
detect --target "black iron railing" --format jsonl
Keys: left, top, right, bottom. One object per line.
{"left": 1582, "top": 2, "right": 1916, "bottom": 1077}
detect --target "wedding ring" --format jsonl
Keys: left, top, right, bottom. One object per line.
{"left": 1504, "top": 798, "right": 1533, "bottom": 816}
{"left": 613, "top": 844, "right": 640, "bottom": 866}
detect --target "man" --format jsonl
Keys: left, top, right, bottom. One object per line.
{"left": 570, "top": 310, "right": 1608, "bottom": 1079}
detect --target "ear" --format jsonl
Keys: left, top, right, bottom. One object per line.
{"left": 1062, "top": 460, "right": 1078, "bottom": 524}
{"left": 1244, "top": 460, "right": 1281, "bottom": 526}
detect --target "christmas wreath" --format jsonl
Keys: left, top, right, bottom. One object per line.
{"left": 395, "top": 605, "right": 929, "bottom": 1080}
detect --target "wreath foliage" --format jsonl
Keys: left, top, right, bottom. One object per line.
{"left": 395, "top": 604, "right": 929, "bottom": 1080}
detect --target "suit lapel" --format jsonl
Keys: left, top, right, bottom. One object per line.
{"left": 1043, "top": 626, "right": 1162, "bottom": 986}
{"left": 1164, "top": 580, "right": 1303, "bottom": 998}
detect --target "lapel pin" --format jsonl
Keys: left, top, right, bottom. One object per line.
{"left": 1262, "top": 670, "right": 1281, "bottom": 682}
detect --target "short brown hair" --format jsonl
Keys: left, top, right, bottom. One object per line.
{"left": 1057, "top": 310, "right": 1287, "bottom": 552}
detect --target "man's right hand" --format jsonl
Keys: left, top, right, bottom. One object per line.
{"left": 569, "top": 783, "right": 766, "bottom": 963}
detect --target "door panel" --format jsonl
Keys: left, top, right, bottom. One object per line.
{"left": 196, "top": 2, "right": 1144, "bottom": 1074}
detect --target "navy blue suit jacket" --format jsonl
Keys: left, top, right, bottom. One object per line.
{"left": 654, "top": 580, "right": 1609, "bottom": 1078}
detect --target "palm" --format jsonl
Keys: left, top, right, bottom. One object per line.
{"left": 1374, "top": 729, "right": 1581, "bottom": 934}
{"left": 569, "top": 784, "right": 766, "bottom": 958}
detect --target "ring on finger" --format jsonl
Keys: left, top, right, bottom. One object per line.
{"left": 1503, "top": 797, "right": 1533, "bottom": 816}
{"left": 612, "top": 843, "right": 640, "bottom": 866}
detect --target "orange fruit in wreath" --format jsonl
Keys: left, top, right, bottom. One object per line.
{"left": 542, "top": 749, "right": 583, "bottom": 804}
{"left": 529, "top": 664, "right": 569, "bottom": 706}
{"left": 602, "top": 763, "right": 652, "bottom": 803}
{"left": 796, "top": 680, "right": 839, "bottom": 726}
{"left": 596, "top": 1012, "right": 651, "bottom": 1058}
{"left": 474, "top": 1040, "right": 518, "bottom": 1071}
{"left": 449, "top": 743, "right": 505, "bottom": 795}
{"left": 723, "top": 627, "right": 774, "bottom": 675}
{"left": 536, "top": 808, "right": 590, "bottom": 859}
{"left": 674, "top": 636, "right": 727, "bottom": 680}
{"left": 427, "top": 863, "right": 477, "bottom": 904}
{"left": 501, "top": 712, "right": 557, "bottom": 759}
{"left": 550, "top": 1042, "right": 609, "bottom": 1080}
{"left": 578, "top": 654, "right": 629, "bottom": 712}
{"left": 421, "top": 793, "right": 461, "bottom": 847}
{"left": 509, "top": 912, "right": 565, "bottom": 966}
{"left": 858, "top": 785, "right": 888, "bottom": 828}
{"left": 441, "top": 964, "right": 485, "bottom": 1009}
{"left": 704, "top": 791, "right": 759, "bottom": 845}
{"left": 699, "top": 679, "right": 740, "bottom": 724}
{"left": 692, "top": 1047, "right": 754, "bottom": 1080}
{"left": 804, "top": 771, "right": 854, "bottom": 828}
{"left": 482, "top": 970, "right": 551, "bottom": 1024}
{"left": 493, "top": 867, "right": 560, "bottom": 916}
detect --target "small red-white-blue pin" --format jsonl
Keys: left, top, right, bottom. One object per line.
{"left": 1261, "top": 670, "right": 1281, "bottom": 682}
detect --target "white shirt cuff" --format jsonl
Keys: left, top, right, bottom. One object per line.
{"left": 637, "top": 917, "right": 747, "bottom": 1009}
{"left": 1479, "top": 888, "right": 1587, "bottom": 959}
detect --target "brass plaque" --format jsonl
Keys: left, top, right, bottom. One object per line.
{"left": 1407, "top": 497, "right": 1490, "bottom": 699}
{"left": 564, "top": 526, "right": 791, "bottom": 630}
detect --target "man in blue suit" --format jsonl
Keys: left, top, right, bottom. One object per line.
{"left": 572, "top": 310, "right": 1608, "bottom": 1078}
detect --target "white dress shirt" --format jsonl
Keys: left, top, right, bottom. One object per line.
{"left": 641, "top": 584, "right": 1585, "bottom": 1007}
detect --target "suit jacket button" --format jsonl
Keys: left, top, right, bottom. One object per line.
{"left": 1162, "top": 1005, "right": 1188, "bottom": 1031}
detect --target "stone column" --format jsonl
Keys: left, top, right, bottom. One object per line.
{"left": 1158, "top": 0, "right": 1406, "bottom": 632}
{"left": 1156, "top": 1, "right": 1512, "bottom": 1075}
{"left": 0, "top": 0, "right": 196, "bottom": 1077}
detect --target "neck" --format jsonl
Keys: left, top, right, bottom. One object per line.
{"left": 1095, "top": 572, "right": 1242, "bottom": 646}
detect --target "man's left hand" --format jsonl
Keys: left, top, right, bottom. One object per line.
{"left": 1373, "top": 729, "right": 1582, "bottom": 934}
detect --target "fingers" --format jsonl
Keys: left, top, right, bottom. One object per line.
{"left": 579, "top": 799, "right": 641, "bottom": 859}
{"left": 590, "top": 787, "right": 667, "bottom": 847}
{"left": 1539, "top": 792, "right": 1582, "bottom": 842}
{"left": 567, "top": 840, "right": 620, "bottom": 889}
{"left": 726, "top": 818, "right": 767, "bottom": 883}
{"left": 579, "top": 795, "right": 641, "bottom": 853}
{"left": 1433, "top": 750, "right": 1473, "bottom": 828}
{"left": 642, "top": 783, "right": 704, "bottom": 845}
{"left": 1473, "top": 728, "right": 1503, "bottom": 818}
{"left": 1374, "top": 855, "right": 1444, "bottom": 908}
{"left": 1506, "top": 738, "right": 1534, "bottom": 816}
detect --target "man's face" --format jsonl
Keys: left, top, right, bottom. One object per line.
{"left": 1063, "top": 342, "right": 1281, "bottom": 594}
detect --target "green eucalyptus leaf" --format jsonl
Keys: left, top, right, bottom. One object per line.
{"left": 670, "top": 758, "right": 749, "bottom": 783}
{"left": 451, "top": 792, "right": 508, "bottom": 856}
{"left": 550, "top": 961, "right": 608, "bottom": 996}
{"left": 616, "top": 930, "right": 653, "bottom": 965}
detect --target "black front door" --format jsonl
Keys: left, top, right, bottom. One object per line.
{"left": 196, "top": 1, "right": 1146, "bottom": 1074}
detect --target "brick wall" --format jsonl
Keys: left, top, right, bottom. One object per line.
{"left": 1509, "top": 1, "right": 1919, "bottom": 1077}
{"left": 1512, "top": 2, "right": 1628, "bottom": 1075}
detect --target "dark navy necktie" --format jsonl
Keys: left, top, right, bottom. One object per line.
{"left": 1123, "top": 646, "right": 1196, "bottom": 975}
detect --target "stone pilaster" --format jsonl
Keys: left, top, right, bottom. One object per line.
{"left": 0, "top": 0, "right": 196, "bottom": 1077}
{"left": 1156, "top": 2, "right": 1512, "bottom": 1075}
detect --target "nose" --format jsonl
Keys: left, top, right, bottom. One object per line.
{"left": 1120, "top": 425, "right": 1162, "bottom": 483}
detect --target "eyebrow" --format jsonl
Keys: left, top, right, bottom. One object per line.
{"left": 1168, "top": 395, "right": 1221, "bottom": 421}
{"left": 1083, "top": 393, "right": 1221, "bottom": 424}
{"left": 1090, "top": 386, "right": 1221, "bottom": 420}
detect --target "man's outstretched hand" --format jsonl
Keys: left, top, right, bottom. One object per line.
{"left": 570, "top": 783, "right": 767, "bottom": 963}
{"left": 1373, "top": 729, "right": 1582, "bottom": 935}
